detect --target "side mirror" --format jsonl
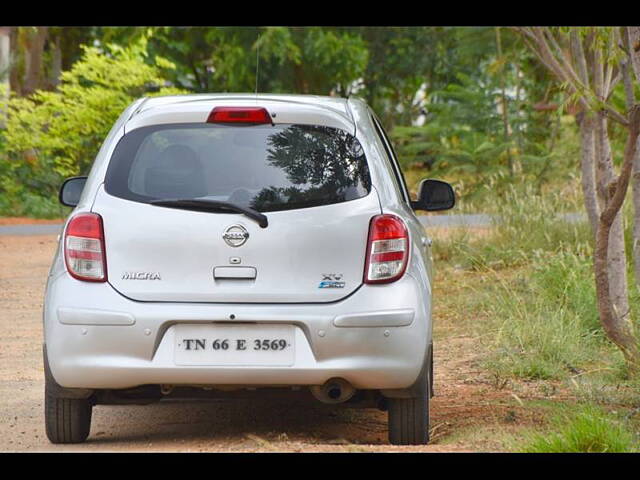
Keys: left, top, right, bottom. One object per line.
{"left": 59, "top": 176, "right": 88, "bottom": 207}
{"left": 412, "top": 179, "right": 455, "bottom": 211}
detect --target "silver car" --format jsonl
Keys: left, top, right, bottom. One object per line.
{"left": 43, "top": 94, "right": 455, "bottom": 445}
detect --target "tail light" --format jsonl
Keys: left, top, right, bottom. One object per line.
{"left": 207, "top": 107, "right": 272, "bottom": 124}
{"left": 64, "top": 213, "right": 107, "bottom": 282}
{"left": 364, "top": 214, "right": 409, "bottom": 284}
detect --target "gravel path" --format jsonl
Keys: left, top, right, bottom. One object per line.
{"left": 0, "top": 233, "right": 534, "bottom": 452}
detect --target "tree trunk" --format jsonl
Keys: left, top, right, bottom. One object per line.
{"left": 0, "top": 27, "right": 9, "bottom": 81}
{"left": 622, "top": 28, "right": 640, "bottom": 290}
{"left": 23, "top": 26, "right": 48, "bottom": 96}
{"left": 632, "top": 145, "right": 640, "bottom": 289}
{"left": 49, "top": 37, "right": 62, "bottom": 89}
{"left": 628, "top": 27, "right": 640, "bottom": 81}
{"left": 0, "top": 27, "right": 10, "bottom": 128}
{"left": 8, "top": 27, "right": 20, "bottom": 96}
{"left": 576, "top": 112, "right": 600, "bottom": 236}
{"left": 595, "top": 113, "right": 631, "bottom": 321}
{"left": 594, "top": 105, "right": 640, "bottom": 375}
{"left": 495, "top": 27, "right": 516, "bottom": 177}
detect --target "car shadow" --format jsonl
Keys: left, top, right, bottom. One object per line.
{"left": 85, "top": 397, "right": 389, "bottom": 448}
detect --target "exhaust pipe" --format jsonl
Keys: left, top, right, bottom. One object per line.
{"left": 310, "top": 378, "right": 356, "bottom": 404}
{"left": 160, "top": 384, "right": 174, "bottom": 395}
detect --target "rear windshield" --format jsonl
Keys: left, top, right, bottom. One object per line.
{"left": 104, "top": 123, "right": 371, "bottom": 213}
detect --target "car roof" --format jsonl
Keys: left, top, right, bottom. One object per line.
{"left": 125, "top": 93, "right": 357, "bottom": 134}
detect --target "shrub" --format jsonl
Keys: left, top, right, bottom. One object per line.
{"left": 0, "top": 39, "right": 186, "bottom": 218}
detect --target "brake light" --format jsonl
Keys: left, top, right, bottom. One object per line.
{"left": 207, "top": 107, "right": 272, "bottom": 124}
{"left": 64, "top": 213, "right": 107, "bottom": 282}
{"left": 364, "top": 214, "right": 409, "bottom": 284}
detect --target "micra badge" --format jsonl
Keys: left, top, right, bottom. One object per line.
{"left": 122, "top": 272, "right": 161, "bottom": 280}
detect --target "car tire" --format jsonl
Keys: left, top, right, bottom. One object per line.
{"left": 387, "top": 367, "right": 430, "bottom": 445}
{"left": 44, "top": 392, "right": 92, "bottom": 444}
{"left": 43, "top": 347, "right": 92, "bottom": 444}
{"left": 44, "top": 393, "right": 92, "bottom": 443}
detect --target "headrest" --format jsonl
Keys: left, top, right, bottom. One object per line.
{"left": 144, "top": 144, "right": 208, "bottom": 199}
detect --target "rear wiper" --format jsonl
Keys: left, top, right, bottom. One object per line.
{"left": 150, "top": 198, "right": 269, "bottom": 228}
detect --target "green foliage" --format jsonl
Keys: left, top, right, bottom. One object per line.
{"left": 0, "top": 40, "right": 184, "bottom": 217}
{"left": 519, "top": 406, "right": 638, "bottom": 452}
{"left": 255, "top": 27, "right": 369, "bottom": 96}
{"left": 297, "top": 28, "right": 369, "bottom": 96}
{"left": 0, "top": 26, "right": 584, "bottom": 222}
{"left": 388, "top": 27, "right": 571, "bottom": 208}
{"left": 140, "top": 27, "right": 369, "bottom": 97}
{"left": 433, "top": 185, "right": 604, "bottom": 380}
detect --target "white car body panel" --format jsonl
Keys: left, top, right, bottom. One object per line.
{"left": 95, "top": 185, "right": 381, "bottom": 303}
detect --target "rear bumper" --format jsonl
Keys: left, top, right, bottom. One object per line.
{"left": 44, "top": 271, "right": 431, "bottom": 391}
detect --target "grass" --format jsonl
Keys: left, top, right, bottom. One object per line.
{"left": 426, "top": 179, "right": 640, "bottom": 451}
{"left": 517, "top": 405, "right": 639, "bottom": 453}
{"left": 437, "top": 423, "right": 527, "bottom": 451}
{"left": 431, "top": 179, "right": 640, "bottom": 389}
{"left": 480, "top": 251, "right": 609, "bottom": 381}
{"left": 569, "top": 364, "right": 640, "bottom": 407}
{"left": 435, "top": 183, "right": 590, "bottom": 269}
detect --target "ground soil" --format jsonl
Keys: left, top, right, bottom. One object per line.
{"left": 0, "top": 233, "right": 555, "bottom": 452}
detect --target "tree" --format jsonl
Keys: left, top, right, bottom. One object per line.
{"left": 0, "top": 27, "right": 10, "bottom": 127}
{"left": 139, "top": 27, "right": 369, "bottom": 97}
{"left": 515, "top": 27, "right": 640, "bottom": 374}
{"left": 238, "top": 27, "right": 369, "bottom": 96}
{"left": 388, "top": 27, "right": 560, "bottom": 201}
{"left": 1, "top": 39, "right": 185, "bottom": 214}
{"left": 357, "top": 27, "right": 475, "bottom": 129}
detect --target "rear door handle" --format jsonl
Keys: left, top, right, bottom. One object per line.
{"left": 213, "top": 266, "right": 257, "bottom": 280}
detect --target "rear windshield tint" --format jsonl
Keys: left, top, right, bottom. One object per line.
{"left": 104, "top": 123, "right": 371, "bottom": 212}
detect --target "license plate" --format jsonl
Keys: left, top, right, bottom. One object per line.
{"left": 174, "top": 324, "right": 295, "bottom": 366}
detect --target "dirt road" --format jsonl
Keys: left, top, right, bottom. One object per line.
{"left": 0, "top": 233, "right": 530, "bottom": 452}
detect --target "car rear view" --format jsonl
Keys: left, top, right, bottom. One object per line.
{"left": 44, "top": 94, "right": 454, "bottom": 446}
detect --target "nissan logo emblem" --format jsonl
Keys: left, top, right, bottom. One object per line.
{"left": 222, "top": 224, "right": 249, "bottom": 247}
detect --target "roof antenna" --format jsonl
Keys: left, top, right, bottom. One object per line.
{"left": 255, "top": 33, "right": 260, "bottom": 99}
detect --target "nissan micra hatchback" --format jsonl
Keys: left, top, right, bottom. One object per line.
{"left": 44, "top": 94, "right": 455, "bottom": 445}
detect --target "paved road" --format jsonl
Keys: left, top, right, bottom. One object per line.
{"left": 0, "top": 224, "right": 65, "bottom": 236}
{"left": 0, "top": 213, "right": 586, "bottom": 236}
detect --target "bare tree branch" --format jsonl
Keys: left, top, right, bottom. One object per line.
{"left": 622, "top": 57, "right": 636, "bottom": 109}
{"left": 603, "top": 28, "right": 616, "bottom": 96}
{"left": 593, "top": 39, "right": 604, "bottom": 100}
{"left": 625, "top": 27, "right": 640, "bottom": 83}
{"left": 571, "top": 28, "right": 590, "bottom": 88}
{"left": 607, "top": 71, "right": 622, "bottom": 101}
{"left": 515, "top": 28, "right": 568, "bottom": 82}
{"left": 542, "top": 27, "right": 587, "bottom": 92}
{"left": 526, "top": 28, "right": 592, "bottom": 112}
